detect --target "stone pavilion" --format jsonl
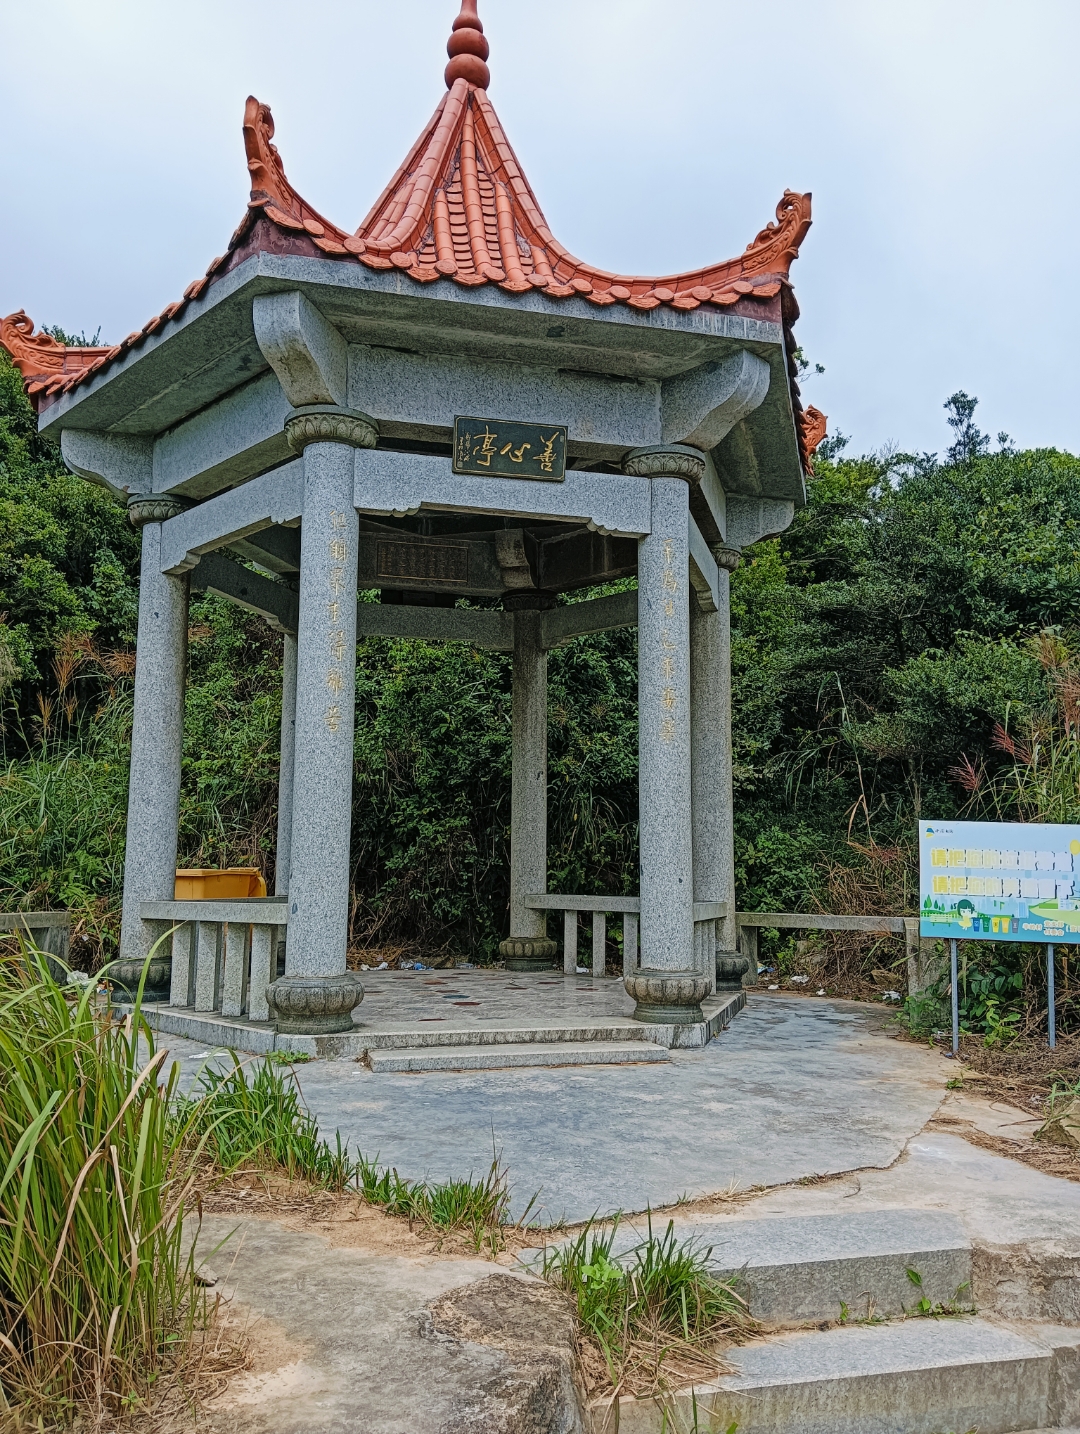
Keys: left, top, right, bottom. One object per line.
{"left": 0, "top": 0, "right": 824, "bottom": 1042}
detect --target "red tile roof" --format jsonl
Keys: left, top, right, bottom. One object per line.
{"left": 0, "top": 0, "right": 824, "bottom": 467}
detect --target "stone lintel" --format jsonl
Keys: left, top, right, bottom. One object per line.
{"left": 158, "top": 461, "right": 303, "bottom": 574}
{"left": 540, "top": 589, "right": 638, "bottom": 649}
{"left": 688, "top": 515, "right": 720, "bottom": 613}
{"left": 355, "top": 448, "right": 652, "bottom": 537}
{"left": 191, "top": 550, "right": 299, "bottom": 635}
{"left": 356, "top": 603, "right": 514, "bottom": 651}
{"left": 152, "top": 371, "right": 293, "bottom": 501}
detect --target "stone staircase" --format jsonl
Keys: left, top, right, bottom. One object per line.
{"left": 527, "top": 1207, "right": 1080, "bottom": 1433}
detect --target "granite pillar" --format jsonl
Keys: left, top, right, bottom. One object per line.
{"left": 622, "top": 447, "right": 711, "bottom": 1024}
{"left": 265, "top": 407, "right": 376, "bottom": 1034}
{"left": 708, "top": 542, "right": 751, "bottom": 992}
{"left": 119, "top": 500, "right": 189, "bottom": 968}
{"left": 275, "top": 632, "right": 298, "bottom": 895}
{"left": 499, "top": 600, "right": 558, "bottom": 971}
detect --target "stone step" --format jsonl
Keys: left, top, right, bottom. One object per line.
{"left": 627, "top": 1207, "right": 971, "bottom": 1325}
{"left": 367, "top": 1040, "right": 671, "bottom": 1073}
{"left": 529, "top": 1208, "right": 972, "bottom": 1327}
{"left": 601, "top": 1317, "right": 1080, "bottom": 1434}
{"left": 360, "top": 1022, "right": 655, "bottom": 1050}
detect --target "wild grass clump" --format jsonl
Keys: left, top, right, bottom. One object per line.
{"left": 356, "top": 1144, "right": 533, "bottom": 1254}
{"left": 0, "top": 945, "right": 205, "bottom": 1428}
{"left": 182, "top": 1053, "right": 355, "bottom": 1189}
{"left": 187, "top": 1057, "right": 533, "bottom": 1253}
{"left": 541, "top": 1215, "right": 756, "bottom": 1398}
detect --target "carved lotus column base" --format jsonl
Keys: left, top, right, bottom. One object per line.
{"left": 266, "top": 972, "right": 365, "bottom": 1034}
{"left": 624, "top": 969, "right": 711, "bottom": 1025}
{"left": 715, "top": 953, "right": 750, "bottom": 991}
{"left": 104, "top": 955, "right": 173, "bottom": 1003}
{"left": 498, "top": 937, "right": 559, "bottom": 972}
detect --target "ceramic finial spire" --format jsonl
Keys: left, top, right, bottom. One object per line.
{"left": 444, "top": 0, "right": 490, "bottom": 89}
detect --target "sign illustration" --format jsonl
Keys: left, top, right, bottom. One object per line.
{"left": 919, "top": 819, "right": 1080, "bottom": 943}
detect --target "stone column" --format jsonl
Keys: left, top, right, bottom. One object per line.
{"left": 691, "top": 543, "right": 749, "bottom": 995}
{"left": 118, "top": 497, "right": 189, "bottom": 976}
{"left": 265, "top": 407, "right": 376, "bottom": 1036}
{"left": 275, "top": 632, "right": 298, "bottom": 895}
{"left": 499, "top": 598, "right": 558, "bottom": 971}
{"left": 622, "top": 447, "right": 710, "bottom": 1025}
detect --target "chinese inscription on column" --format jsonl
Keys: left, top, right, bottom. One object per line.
{"left": 325, "top": 509, "right": 349, "bottom": 734}
{"left": 659, "top": 537, "right": 678, "bottom": 744}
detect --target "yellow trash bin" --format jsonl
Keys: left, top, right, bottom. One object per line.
{"left": 174, "top": 868, "right": 267, "bottom": 900}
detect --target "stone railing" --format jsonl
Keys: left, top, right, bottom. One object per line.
{"left": 735, "top": 911, "right": 930, "bottom": 992}
{"left": 525, "top": 895, "right": 729, "bottom": 979}
{"left": 140, "top": 899, "right": 289, "bottom": 1021}
{"left": 0, "top": 910, "right": 71, "bottom": 961}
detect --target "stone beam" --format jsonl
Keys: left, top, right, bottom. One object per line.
{"left": 688, "top": 515, "right": 720, "bottom": 613}
{"left": 61, "top": 430, "right": 152, "bottom": 501}
{"left": 540, "top": 589, "right": 638, "bottom": 649}
{"left": 661, "top": 351, "right": 771, "bottom": 452}
{"left": 726, "top": 495, "right": 796, "bottom": 549}
{"left": 354, "top": 449, "right": 652, "bottom": 538}
{"left": 535, "top": 529, "right": 637, "bottom": 593}
{"left": 355, "top": 603, "right": 514, "bottom": 651}
{"left": 190, "top": 551, "right": 299, "bottom": 635}
{"left": 158, "top": 461, "right": 303, "bottom": 574}
{"left": 348, "top": 343, "right": 660, "bottom": 461}
{"left": 358, "top": 531, "right": 505, "bottom": 597}
{"left": 151, "top": 371, "right": 292, "bottom": 500}
{"left": 253, "top": 291, "right": 348, "bottom": 408}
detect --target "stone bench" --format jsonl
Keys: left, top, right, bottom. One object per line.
{"left": 140, "top": 898, "right": 289, "bottom": 1020}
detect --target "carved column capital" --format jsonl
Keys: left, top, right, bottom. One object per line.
{"left": 623, "top": 445, "right": 705, "bottom": 484}
{"left": 711, "top": 543, "right": 742, "bottom": 573}
{"left": 284, "top": 405, "right": 379, "bottom": 454}
{"left": 126, "top": 494, "right": 188, "bottom": 528}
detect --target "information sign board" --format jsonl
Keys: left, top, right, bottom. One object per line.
{"left": 919, "top": 819, "right": 1080, "bottom": 942}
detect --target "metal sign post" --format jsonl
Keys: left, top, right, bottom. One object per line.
{"left": 1048, "top": 943, "right": 1057, "bottom": 1049}
{"left": 949, "top": 938, "right": 959, "bottom": 1057}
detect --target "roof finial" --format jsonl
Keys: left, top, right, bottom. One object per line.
{"left": 444, "top": 0, "right": 490, "bottom": 90}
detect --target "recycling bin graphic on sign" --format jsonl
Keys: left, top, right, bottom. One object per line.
{"left": 919, "top": 820, "right": 1080, "bottom": 943}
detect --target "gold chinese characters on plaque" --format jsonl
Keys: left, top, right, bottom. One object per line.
{"left": 453, "top": 417, "right": 567, "bottom": 482}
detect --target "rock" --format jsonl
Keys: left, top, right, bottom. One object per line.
{"left": 1038, "top": 1095, "right": 1080, "bottom": 1149}
{"left": 426, "top": 1273, "right": 583, "bottom": 1434}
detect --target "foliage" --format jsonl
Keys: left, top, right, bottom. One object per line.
{"left": 0, "top": 946, "right": 203, "bottom": 1425}
{"left": 7, "top": 325, "right": 1080, "bottom": 1029}
{"left": 541, "top": 1214, "right": 754, "bottom": 1395}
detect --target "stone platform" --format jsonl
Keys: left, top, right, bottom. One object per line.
{"left": 132, "top": 967, "right": 745, "bottom": 1062}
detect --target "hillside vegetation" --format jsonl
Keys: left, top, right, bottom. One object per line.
{"left": 2, "top": 350, "right": 1077, "bottom": 1035}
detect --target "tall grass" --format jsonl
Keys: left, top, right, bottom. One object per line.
{"left": 0, "top": 945, "right": 203, "bottom": 1426}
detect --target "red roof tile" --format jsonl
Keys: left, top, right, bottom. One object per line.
{"left": 0, "top": 0, "right": 823, "bottom": 468}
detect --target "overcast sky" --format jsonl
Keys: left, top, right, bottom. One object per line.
{"left": 2, "top": 0, "right": 1077, "bottom": 458}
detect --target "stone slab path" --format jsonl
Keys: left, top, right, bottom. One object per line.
{"left": 164, "top": 992, "right": 947, "bottom": 1224}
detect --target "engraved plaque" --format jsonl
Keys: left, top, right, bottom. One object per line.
{"left": 376, "top": 540, "right": 469, "bottom": 585}
{"left": 453, "top": 416, "right": 567, "bottom": 481}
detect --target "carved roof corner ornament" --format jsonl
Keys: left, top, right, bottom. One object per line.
{"left": 0, "top": 312, "right": 115, "bottom": 405}
{"left": 799, "top": 405, "right": 829, "bottom": 472}
{"left": 9, "top": 0, "right": 814, "bottom": 423}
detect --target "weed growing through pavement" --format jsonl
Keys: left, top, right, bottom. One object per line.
{"left": 838, "top": 1297, "right": 887, "bottom": 1326}
{"left": 185, "top": 1058, "right": 536, "bottom": 1254}
{"left": 541, "top": 1213, "right": 756, "bottom": 1399}
{"left": 904, "top": 1267, "right": 974, "bottom": 1317}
